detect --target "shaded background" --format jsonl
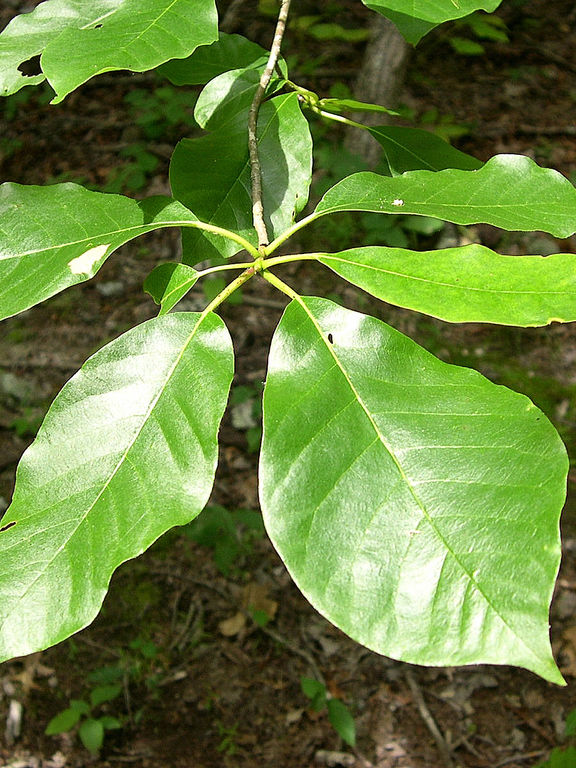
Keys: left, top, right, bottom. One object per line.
{"left": 1, "top": 1, "right": 576, "bottom": 766}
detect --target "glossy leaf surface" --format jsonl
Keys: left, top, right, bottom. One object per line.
{"left": 319, "top": 98, "right": 398, "bottom": 116}
{"left": 369, "top": 126, "right": 482, "bottom": 175}
{"left": 170, "top": 93, "right": 312, "bottom": 263}
{"left": 0, "top": 185, "right": 217, "bottom": 321}
{"left": 316, "top": 155, "right": 576, "bottom": 237}
{"left": 194, "top": 66, "right": 285, "bottom": 131}
{"left": 0, "top": 312, "right": 234, "bottom": 661}
{"left": 260, "top": 297, "right": 566, "bottom": 682}
{"left": 361, "top": 0, "right": 503, "bottom": 44}
{"left": 143, "top": 262, "right": 199, "bottom": 314}
{"left": 159, "top": 33, "right": 268, "bottom": 86}
{"left": 0, "top": 0, "right": 218, "bottom": 101}
{"left": 317, "top": 245, "right": 576, "bottom": 326}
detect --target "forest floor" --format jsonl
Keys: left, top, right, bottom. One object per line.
{"left": 1, "top": 1, "right": 576, "bottom": 767}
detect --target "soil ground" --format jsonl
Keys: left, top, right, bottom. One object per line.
{"left": 1, "top": 1, "right": 576, "bottom": 767}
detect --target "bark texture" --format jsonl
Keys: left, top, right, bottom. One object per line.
{"left": 345, "top": 16, "right": 411, "bottom": 168}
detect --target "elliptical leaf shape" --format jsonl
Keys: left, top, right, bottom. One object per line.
{"left": 315, "top": 245, "right": 576, "bottom": 326}
{"left": 316, "top": 155, "right": 576, "bottom": 237}
{"left": 260, "top": 297, "right": 567, "bottom": 683}
{"left": 0, "top": 312, "right": 234, "bottom": 661}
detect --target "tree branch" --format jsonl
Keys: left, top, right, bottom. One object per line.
{"left": 248, "top": 0, "right": 292, "bottom": 251}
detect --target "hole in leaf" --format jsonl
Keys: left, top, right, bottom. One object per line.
{"left": 327, "top": 333, "right": 334, "bottom": 344}
{"left": 94, "top": 23, "right": 103, "bottom": 29}
{"left": 0, "top": 521, "right": 16, "bottom": 534}
{"left": 18, "top": 55, "right": 42, "bottom": 77}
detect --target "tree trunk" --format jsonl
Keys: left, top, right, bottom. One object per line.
{"left": 345, "top": 16, "right": 411, "bottom": 168}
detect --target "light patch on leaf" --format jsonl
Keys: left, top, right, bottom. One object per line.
{"left": 68, "top": 244, "right": 110, "bottom": 275}
{"left": 392, "top": 199, "right": 404, "bottom": 207}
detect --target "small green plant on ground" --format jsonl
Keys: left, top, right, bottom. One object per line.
{"left": 301, "top": 676, "right": 356, "bottom": 747}
{"left": 0, "top": 0, "right": 575, "bottom": 701}
{"left": 45, "top": 683, "right": 123, "bottom": 755}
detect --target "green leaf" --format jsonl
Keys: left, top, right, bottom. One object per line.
{"left": 0, "top": 186, "right": 231, "bottom": 322}
{"left": 300, "top": 676, "right": 327, "bottom": 711}
{"left": 565, "top": 708, "right": 576, "bottom": 736}
{"left": 159, "top": 33, "right": 269, "bottom": 86}
{"left": 319, "top": 98, "right": 399, "bottom": 116}
{"left": 449, "top": 37, "right": 485, "bottom": 56}
{"left": 361, "top": 0, "right": 503, "bottom": 45}
{"left": 316, "top": 245, "right": 576, "bottom": 326}
{"left": 79, "top": 718, "right": 104, "bottom": 754}
{"left": 369, "top": 126, "right": 482, "bottom": 175}
{"left": 194, "top": 67, "right": 285, "bottom": 131}
{"left": 69, "top": 699, "right": 91, "bottom": 714}
{"left": 99, "top": 715, "right": 123, "bottom": 730}
{"left": 170, "top": 93, "right": 312, "bottom": 264}
{"left": 45, "top": 707, "right": 82, "bottom": 735}
{"left": 0, "top": 312, "right": 234, "bottom": 662}
{"left": 0, "top": 0, "right": 218, "bottom": 101}
{"left": 300, "top": 676, "right": 325, "bottom": 701}
{"left": 327, "top": 698, "right": 356, "bottom": 747}
{"left": 90, "top": 684, "right": 122, "bottom": 708}
{"left": 260, "top": 297, "right": 566, "bottom": 683}
{"left": 536, "top": 747, "right": 576, "bottom": 768}
{"left": 143, "top": 262, "right": 199, "bottom": 314}
{"left": 315, "top": 155, "right": 576, "bottom": 236}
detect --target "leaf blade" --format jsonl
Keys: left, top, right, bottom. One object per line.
{"left": 369, "top": 125, "right": 482, "bottom": 175}
{"left": 362, "top": 0, "right": 504, "bottom": 44}
{"left": 317, "top": 245, "right": 576, "bottom": 326}
{"left": 0, "top": 311, "right": 234, "bottom": 661}
{"left": 315, "top": 155, "right": 576, "bottom": 237}
{"left": 0, "top": 185, "right": 215, "bottom": 321}
{"left": 0, "top": 0, "right": 218, "bottom": 100}
{"left": 260, "top": 297, "right": 566, "bottom": 682}
{"left": 170, "top": 92, "right": 312, "bottom": 264}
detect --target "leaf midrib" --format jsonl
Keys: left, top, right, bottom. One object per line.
{"left": 295, "top": 296, "right": 547, "bottom": 666}
{"left": 320, "top": 252, "right": 573, "bottom": 296}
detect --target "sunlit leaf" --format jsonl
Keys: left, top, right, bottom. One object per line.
{"left": 0, "top": 186, "right": 218, "bottom": 321}
{"left": 0, "top": 0, "right": 218, "bottom": 101}
{"left": 316, "top": 245, "right": 576, "bottom": 325}
{"left": 260, "top": 297, "right": 566, "bottom": 683}
{"left": 0, "top": 312, "right": 234, "bottom": 661}
{"left": 315, "top": 154, "right": 576, "bottom": 236}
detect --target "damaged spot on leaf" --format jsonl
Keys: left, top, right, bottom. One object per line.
{"left": 17, "top": 55, "right": 42, "bottom": 77}
{"left": 0, "top": 521, "right": 16, "bottom": 534}
{"left": 68, "top": 244, "right": 110, "bottom": 275}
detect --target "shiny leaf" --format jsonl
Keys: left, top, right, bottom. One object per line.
{"left": 260, "top": 297, "right": 566, "bottom": 683}
{"left": 170, "top": 92, "right": 312, "bottom": 263}
{"left": 194, "top": 66, "right": 285, "bottom": 131}
{"left": 143, "top": 262, "right": 199, "bottom": 314}
{"left": 0, "top": 312, "right": 234, "bottom": 661}
{"left": 317, "top": 245, "right": 576, "bottom": 326}
{"left": 0, "top": 185, "right": 221, "bottom": 321}
{"left": 0, "top": 0, "right": 218, "bottom": 101}
{"left": 361, "top": 0, "right": 503, "bottom": 44}
{"left": 315, "top": 154, "right": 576, "bottom": 236}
